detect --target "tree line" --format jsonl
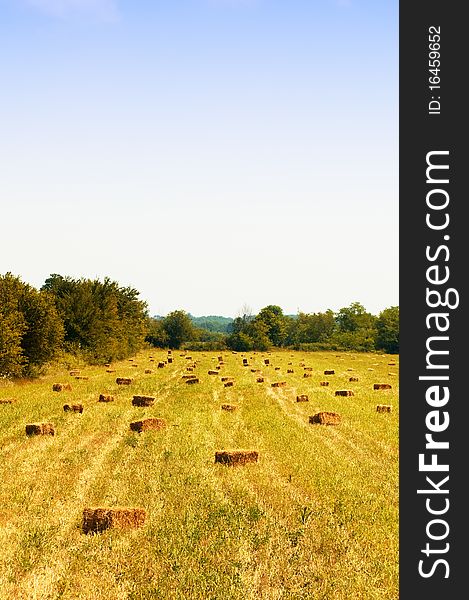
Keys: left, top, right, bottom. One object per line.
{"left": 0, "top": 273, "right": 148, "bottom": 377}
{"left": 147, "top": 303, "right": 399, "bottom": 354}
{"left": 0, "top": 273, "right": 398, "bottom": 378}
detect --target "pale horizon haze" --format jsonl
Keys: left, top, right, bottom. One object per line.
{"left": 0, "top": 0, "right": 398, "bottom": 318}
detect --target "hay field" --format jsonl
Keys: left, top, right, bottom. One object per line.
{"left": 0, "top": 350, "right": 398, "bottom": 600}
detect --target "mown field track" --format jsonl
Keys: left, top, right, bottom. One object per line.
{"left": 0, "top": 350, "right": 398, "bottom": 600}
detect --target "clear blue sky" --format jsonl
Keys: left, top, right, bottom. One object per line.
{"left": 0, "top": 0, "right": 398, "bottom": 317}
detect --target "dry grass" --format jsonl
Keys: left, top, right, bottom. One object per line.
{"left": 0, "top": 348, "right": 399, "bottom": 600}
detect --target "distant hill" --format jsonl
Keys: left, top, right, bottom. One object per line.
{"left": 189, "top": 315, "right": 234, "bottom": 333}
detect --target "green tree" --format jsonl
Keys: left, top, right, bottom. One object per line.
{"left": 226, "top": 309, "right": 270, "bottom": 351}
{"left": 255, "top": 305, "right": 287, "bottom": 346}
{"left": 0, "top": 273, "right": 64, "bottom": 377}
{"left": 146, "top": 317, "right": 169, "bottom": 348}
{"left": 286, "top": 310, "right": 335, "bottom": 345}
{"left": 376, "top": 306, "right": 399, "bottom": 353}
{"left": 332, "top": 302, "right": 377, "bottom": 351}
{"left": 42, "top": 274, "right": 148, "bottom": 362}
{"left": 162, "top": 310, "right": 195, "bottom": 349}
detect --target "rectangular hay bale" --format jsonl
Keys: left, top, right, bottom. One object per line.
{"left": 99, "top": 394, "right": 114, "bottom": 403}
{"left": 215, "top": 450, "right": 258, "bottom": 466}
{"left": 132, "top": 395, "right": 155, "bottom": 407}
{"left": 63, "top": 404, "right": 84, "bottom": 413}
{"left": 309, "top": 412, "right": 341, "bottom": 426}
{"left": 52, "top": 383, "right": 72, "bottom": 392}
{"left": 374, "top": 383, "right": 392, "bottom": 390}
{"left": 26, "top": 423, "right": 55, "bottom": 436}
{"left": 376, "top": 404, "right": 393, "bottom": 413}
{"left": 130, "top": 418, "right": 166, "bottom": 432}
{"left": 116, "top": 378, "right": 133, "bottom": 385}
{"left": 82, "top": 507, "right": 146, "bottom": 534}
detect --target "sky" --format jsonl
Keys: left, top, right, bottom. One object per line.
{"left": 0, "top": 0, "right": 398, "bottom": 318}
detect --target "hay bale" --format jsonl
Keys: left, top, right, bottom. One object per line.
{"left": 186, "top": 367, "right": 194, "bottom": 372}
{"left": 324, "top": 370, "right": 335, "bottom": 375}
{"left": 303, "top": 373, "right": 312, "bottom": 378}
{"left": 319, "top": 381, "right": 329, "bottom": 387}
{"left": 256, "top": 377, "right": 265, "bottom": 383}
{"left": 374, "top": 383, "right": 392, "bottom": 390}
{"left": 69, "top": 370, "right": 80, "bottom": 376}
{"left": 376, "top": 404, "right": 393, "bottom": 413}
{"left": 26, "top": 423, "right": 55, "bottom": 436}
{"left": 221, "top": 377, "right": 233, "bottom": 382}
{"left": 275, "top": 367, "right": 280, "bottom": 371}
{"left": 116, "top": 378, "right": 132, "bottom": 385}
{"left": 167, "top": 350, "right": 172, "bottom": 355}
{"left": 99, "top": 394, "right": 114, "bottom": 403}
{"left": 215, "top": 450, "right": 258, "bottom": 466}
{"left": 104, "top": 363, "right": 111, "bottom": 367}
{"left": 75, "top": 376, "right": 89, "bottom": 381}
{"left": 250, "top": 368, "right": 261, "bottom": 373}
{"left": 224, "top": 381, "right": 234, "bottom": 388}
{"left": 167, "top": 358, "right": 173, "bottom": 363}
{"left": 388, "top": 362, "right": 396, "bottom": 366}
{"left": 52, "top": 383, "right": 72, "bottom": 392}
{"left": 145, "top": 369, "right": 153, "bottom": 374}
{"left": 221, "top": 404, "right": 237, "bottom": 411}
{"left": 128, "top": 359, "right": 133, "bottom": 362}
{"left": 130, "top": 418, "right": 166, "bottom": 432}
{"left": 0, "top": 398, "right": 15, "bottom": 404}
{"left": 335, "top": 390, "right": 354, "bottom": 397}
{"left": 304, "top": 367, "right": 313, "bottom": 371}
{"left": 131, "top": 364, "right": 138, "bottom": 368}
{"left": 296, "top": 394, "right": 309, "bottom": 402}
{"left": 287, "top": 369, "right": 294, "bottom": 373}
{"left": 149, "top": 359, "right": 155, "bottom": 363}
{"left": 185, "top": 356, "right": 193, "bottom": 360}
{"left": 218, "top": 356, "right": 223, "bottom": 362}
{"left": 349, "top": 377, "right": 359, "bottom": 382}
{"left": 271, "top": 381, "right": 287, "bottom": 388}
{"left": 106, "top": 369, "right": 116, "bottom": 373}
{"left": 309, "top": 412, "right": 341, "bottom": 425}
{"left": 63, "top": 404, "right": 84, "bottom": 413}
{"left": 132, "top": 395, "right": 155, "bottom": 407}
{"left": 208, "top": 370, "right": 218, "bottom": 375}
{"left": 264, "top": 359, "right": 270, "bottom": 365}
{"left": 182, "top": 374, "right": 197, "bottom": 380}
{"left": 82, "top": 507, "right": 146, "bottom": 534}
{"left": 186, "top": 378, "right": 200, "bottom": 385}
{"left": 158, "top": 362, "right": 165, "bottom": 368}
{"left": 347, "top": 368, "right": 354, "bottom": 371}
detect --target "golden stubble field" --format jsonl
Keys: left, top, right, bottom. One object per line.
{"left": 0, "top": 349, "right": 399, "bottom": 600}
